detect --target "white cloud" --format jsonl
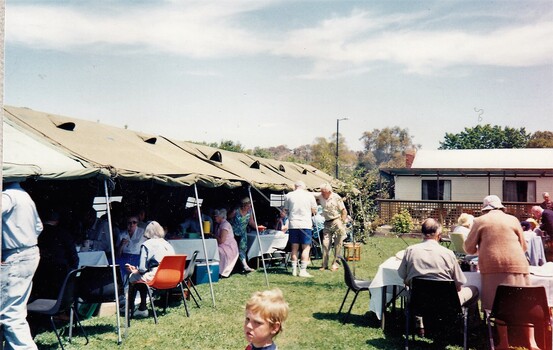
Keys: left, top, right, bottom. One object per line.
{"left": 274, "top": 9, "right": 553, "bottom": 77}
{"left": 184, "top": 70, "right": 220, "bottom": 77}
{"left": 6, "top": 2, "right": 272, "bottom": 57}
{"left": 6, "top": 2, "right": 553, "bottom": 77}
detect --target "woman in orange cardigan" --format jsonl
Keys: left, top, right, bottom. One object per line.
{"left": 465, "top": 197, "right": 536, "bottom": 350}
{"left": 464, "top": 195, "right": 529, "bottom": 310}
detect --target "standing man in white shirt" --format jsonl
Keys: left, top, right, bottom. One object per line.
{"left": 284, "top": 181, "right": 317, "bottom": 277}
{"left": 1, "top": 181, "right": 43, "bottom": 349}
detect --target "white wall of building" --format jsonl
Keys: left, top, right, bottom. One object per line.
{"left": 394, "top": 175, "right": 553, "bottom": 202}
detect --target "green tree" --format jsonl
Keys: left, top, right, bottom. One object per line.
{"left": 215, "top": 140, "right": 245, "bottom": 153}
{"left": 359, "top": 127, "right": 419, "bottom": 169}
{"left": 252, "top": 145, "right": 314, "bottom": 163}
{"left": 251, "top": 147, "right": 273, "bottom": 159}
{"left": 339, "top": 167, "right": 391, "bottom": 241}
{"left": 309, "top": 134, "right": 356, "bottom": 178}
{"left": 439, "top": 124, "right": 531, "bottom": 149}
{"left": 309, "top": 137, "right": 335, "bottom": 175}
{"left": 527, "top": 131, "right": 553, "bottom": 148}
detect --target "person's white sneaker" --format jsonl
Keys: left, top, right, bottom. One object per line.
{"left": 298, "top": 270, "right": 313, "bottom": 278}
{"left": 292, "top": 268, "right": 298, "bottom": 276}
{"left": 133, "top": 309, "right": 149, "bottom": 318}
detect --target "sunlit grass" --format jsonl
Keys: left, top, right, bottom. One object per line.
{"left": 33, "top": 235, "right": 484, "bottom": 349}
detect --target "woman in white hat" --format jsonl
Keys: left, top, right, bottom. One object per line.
{"left": 465, "top": 195, "right": 529, "bottom": 310}
{"left": 452, "top": 213, "right": 474, "bottom": 240}
{"left": 464, "top": 195, "right": 534, "bottom": 349}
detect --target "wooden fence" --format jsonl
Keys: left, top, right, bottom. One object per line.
{"left": 377, "top": 199, "right": 539, "bottom": 231}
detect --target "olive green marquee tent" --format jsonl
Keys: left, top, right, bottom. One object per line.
{"left": 2, "top": 105, "right": 341, "bottom": 332}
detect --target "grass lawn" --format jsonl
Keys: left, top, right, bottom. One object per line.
{"left": 34, "top": 235, "right": 487, "bottom": 349}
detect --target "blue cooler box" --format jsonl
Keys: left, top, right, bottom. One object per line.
{"left": 193, "top": 262, "right": 219, "bottom": 285}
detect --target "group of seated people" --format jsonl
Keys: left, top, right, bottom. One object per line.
{"left": 399, "top": 194, "right": 552, "bottom": 349}
{"left": 27, "top": 203, "right": 228, "bottom": 318}
{"left": 451, "top": 211, "right": 548, "bottom": 267}
{"left": 32, "top": 197, "right": 319, "bottom": 319}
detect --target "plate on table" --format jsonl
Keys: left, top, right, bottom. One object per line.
{"left": 529, "top": 262, "right": 553, "bottom": 277}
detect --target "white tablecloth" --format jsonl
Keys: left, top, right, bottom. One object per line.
{"left": 465, "top": 266, "right": 553, "bottom": 306}
{"left": 368, "top": 257, "right": 405, "bottom": 320}
{"left": 369, "top": 257, "right": 553, "bottom": 321}
{"left": 246, "top": 231, "right": 288, "bottom": 259}
{"left": 169, "top": 238, "right": 219, "bottom": 261}
{"left": 78, "top": 251, "right": 108, "bottom": 267}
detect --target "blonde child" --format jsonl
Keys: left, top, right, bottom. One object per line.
{"left": 244, "top": 289, "right": 289, "bottom": 350}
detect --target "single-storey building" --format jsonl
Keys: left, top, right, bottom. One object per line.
{"left": 379, "top": 149, "right": 553, "bottom": 227}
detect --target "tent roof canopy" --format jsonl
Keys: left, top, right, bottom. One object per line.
{"left": 4, "top": 106, "right": 338, "bottom": 191}
{"left": 2, "top": 117, "right": 109, "bottom": 182}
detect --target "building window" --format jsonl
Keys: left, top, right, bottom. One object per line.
{"left": 422, "top": 180, "right": 451, "bottom": 200}
{"left": 504, "top": 180, "right": 536, "bottom": 202}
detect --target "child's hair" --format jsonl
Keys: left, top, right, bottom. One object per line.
{"left": 245, "top": 288, "right": 289, "bottom": 336}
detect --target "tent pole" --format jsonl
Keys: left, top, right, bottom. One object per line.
{"left": 104, "top": 179, "right": 122, "bottom": 344}
{"left": 345, "top": 197, "right": 357, "bottom": 276}
{"left": 194, "top": 184, "right": 216, "bottom": 307}
{"left": 248, "top": 186, "right": 269, "bottom": 287}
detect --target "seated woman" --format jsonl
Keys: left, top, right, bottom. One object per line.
{"left": 125, "top": 221, "right": 175, "bottom": 318}
{"left": 213, "top": 209, "right": 239, "bottom": 278}
{"left": 274, "top": 208, "right": 289, "bottom": 233}
{"left": 452, "top": 213, "right": 474, "bottom": 240}
{"left": 521, "top": 220, "right": 537, "bottom": 243}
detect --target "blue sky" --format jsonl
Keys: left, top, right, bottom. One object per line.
{"left": 4, "top": 0, "right": 553, "bottom": 152}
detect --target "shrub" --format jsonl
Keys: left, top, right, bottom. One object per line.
{"left": 368, "top": 216, "right": 384, "bottom": 236}
{"left": 391, "top": 209, "right": 414, "bottom": 234}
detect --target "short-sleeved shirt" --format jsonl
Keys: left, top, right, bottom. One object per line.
{"left": 284, "top": 189, "right": 317, "bottom": 229}
{"left": 317, "top": 192, "right": 346, "bottom": 221}
{"left": 398, "top": 239, "right": 466, "bottom": 289}
{"left": 2, "top": 182, "right": 43, "bottom": 251}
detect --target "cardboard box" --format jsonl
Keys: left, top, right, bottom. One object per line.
{"left": 193, "top": 262, "right": 219, "bottom": 285}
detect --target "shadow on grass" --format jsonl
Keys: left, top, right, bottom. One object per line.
{"left": 34, "top": 322, "right": 113, "bottom": 350}
{"left": 381, "top": 308, "right": 489, "bottom": 350}
{"left": 312, "top": 311, "right": 378, "bottom": 328}
{"left": 256, "top": 268, "right": 290, "bottom": 275}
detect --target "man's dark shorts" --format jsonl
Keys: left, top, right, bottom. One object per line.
{"left": 288, "top": 228, "right": 312, "bottom": 245}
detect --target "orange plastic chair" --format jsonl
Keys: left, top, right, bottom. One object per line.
{"left": 136, "top": 254, "right": 188, "bottom": 323}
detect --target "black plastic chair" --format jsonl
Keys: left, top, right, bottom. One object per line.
{"left": 27, "top": 268, "right": 88, "bottom": 350}
{"left": 439, "top": 235, "right": 452, "bottom": 248}
{"left": 74, "top": 265, "right": 124, "bottom": 342}
{"left": 337, "top": 256, "right": 371, "bottom": 323}
{"left": 405, "top": 278, "right": 468, "bottom": 350}
{"left": 261, "top": 246, "right": 289, "bottom": 271}
{"left": 486, "top": 284, "right": 551, "bottom": 350}
{"left": 183, "top": 250, "right": 201, "bottom": 308}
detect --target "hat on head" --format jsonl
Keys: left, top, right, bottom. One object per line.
{"left": 457, "top": 213, "right": 474, "bottom": 227}
{"left": 241, "top": 197, "right": 251, "bottom": 204}
{"left": 482, "top": 195, "right": 505, "bottom": 211}
{"left": 526, "top": 218, "right": 538, "bottom": 230}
